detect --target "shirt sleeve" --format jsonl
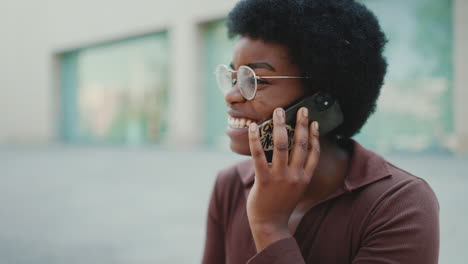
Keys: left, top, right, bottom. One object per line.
{"left": 247, "top": 237, "right": 305, "bottom": 264}
{"left": 202, "top": 175, "right": 226, "bottom": 264}
{"left": 353, "top": 178, "right": 440, "bottom": 264}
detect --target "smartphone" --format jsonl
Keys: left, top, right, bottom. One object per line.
{"left": 258, "top": 92, "right": 344, "bottom": 162}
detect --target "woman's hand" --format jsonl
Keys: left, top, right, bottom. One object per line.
{"left": 247, "top": 107, "right": 320, "bottom": 251}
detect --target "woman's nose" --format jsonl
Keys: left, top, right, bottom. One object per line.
{"left": 224, "top": 83, "right": 247, "bottom": 105}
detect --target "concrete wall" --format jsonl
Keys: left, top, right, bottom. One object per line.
{"left": 1, "top": 0, "right": 467, "bottom": 152}
{"left": 0, "top": 0, "right": 236, "bottom": 146}
{"left": 454, "top": 0, "right": 468, "bottom": 153}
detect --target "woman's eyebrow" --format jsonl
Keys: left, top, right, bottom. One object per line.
{"left": 229, "top": 62, "right": 276, "bottom": 72}
{"left": 246, "top": 62, "right": 276, "bottom": 72}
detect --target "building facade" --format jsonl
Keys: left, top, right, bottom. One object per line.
{"left": 1, "top": 0, "right": 467, "bottom": 153}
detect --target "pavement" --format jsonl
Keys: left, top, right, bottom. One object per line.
{"left": 0, "top": 145, "right": 466, "bottom": 264}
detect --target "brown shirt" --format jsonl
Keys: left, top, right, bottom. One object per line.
{"left": 202, "top": 139, "right": 439, "bottom": 264}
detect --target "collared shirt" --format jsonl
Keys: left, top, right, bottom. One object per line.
{"left": 202, "top": 139, "right": 439, "bottom": 264}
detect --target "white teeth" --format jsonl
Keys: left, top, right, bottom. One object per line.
{"left": 240, "top": 119, "right": 246, "bottom": 127}
{"left": 228, "top": 117, "right": 256, "bottom": 128}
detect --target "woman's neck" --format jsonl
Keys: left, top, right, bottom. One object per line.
{"left": 302, "top": 136, "right": 351, "bottom": 203}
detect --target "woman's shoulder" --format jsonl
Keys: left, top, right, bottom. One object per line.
{"left": 385, "top": 161, "right": 439, "bottom": 207}
{"left": 341, "top": 140, "right": 439, "bottom": 234}
{"left": 350, "top": 160, "right": 439, "bottom": 234}
{"left": 343, "top": 138, "right": 438, "bottom": 209}
{"left": 366, "top": 160, "right": 438, "bottom": 205}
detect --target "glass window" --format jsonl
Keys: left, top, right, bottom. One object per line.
{"left": 201, "top": 20, "right": 236, "bottom": 148}
{"left": 355, "top": 0, "right": 453, "bottom": 152}
{"left": 202, "top": 0, "right": 453, "bottom": 152}
{"left": 60, "top": 32, "right": 169, "bottom": 144}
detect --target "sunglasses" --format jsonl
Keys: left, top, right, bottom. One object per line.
{"left": 214, "top": 64, "right": 309, "bottom": 100}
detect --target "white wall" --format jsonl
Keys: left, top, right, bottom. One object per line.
{"left": 0, "top": 0, "right": 236, "bottom": 146}
{"left": 454, "top": 0, "right": 468, "bottom": 153}
{"left": 1, "top": 0, "right": 467, "bottom": 152}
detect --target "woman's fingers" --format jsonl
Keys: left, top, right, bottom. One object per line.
{"left": 272, "top": 108, "right": 289, "bottom": 172}
{"left": 248, "top": 122, "right": 269, "bottom": 177}
{"left": 304, "top": 121, "right": 320, "bottom": 179}
{"left": 289, "top": 107, "right": 309, "bottom": 169}
{"left": 250, "top": 108, "right": 319, "bottom": 183}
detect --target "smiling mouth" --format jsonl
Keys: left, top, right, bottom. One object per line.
{"left": 228, "top": 116, "right": 258, "bottom": 129}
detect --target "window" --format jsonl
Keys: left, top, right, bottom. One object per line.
{"left": 60, "top": 32, "right": 169, "bottom": 144}
{"left": 355, "top": 0, "right": 454, "bottom": 152}
{"left": 201, "top": 0, "right": 453, "bottom": 152}
{"left": 201, "top": 20, "right": 236, "bottom": 148}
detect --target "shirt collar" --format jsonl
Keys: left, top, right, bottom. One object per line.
{"left": 237, "top": 159, "right": 256, "bottom": 186}
{"left": 342, "top": 139, "right": 392, "bottom": 191}
{"left": 237, "top": 139, "right": 392, "bottom": 191}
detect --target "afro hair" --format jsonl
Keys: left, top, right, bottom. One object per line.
{"left": 226, "top": 0, "right": 388, "bottom": 138}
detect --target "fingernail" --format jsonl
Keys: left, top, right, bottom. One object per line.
{"left": 276, "top": 108, "right": 284, "bottom": 120}
{"left": 313, "top": 121, "right": 319, "bottom": 131}
{"left": 250, "top": 123, "right": 258, "bottom": 133}
{"left": 302, "top": 107, "right": 308, "bottom": 118}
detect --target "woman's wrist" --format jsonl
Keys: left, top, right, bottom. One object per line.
{"left": 249, "top": 221, "right": 292, "bottom": 252}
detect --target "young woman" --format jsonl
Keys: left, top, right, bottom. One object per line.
{"left": 203, "top": 0, "right": 439, "bottom": 263}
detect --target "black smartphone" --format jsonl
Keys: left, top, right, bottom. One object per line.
{"left": 258, "top": 92, "right": 344, "bottom": 162}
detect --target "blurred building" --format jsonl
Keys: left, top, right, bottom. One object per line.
{"left": 1, "top": 0, "right": 467, "bottom": 153}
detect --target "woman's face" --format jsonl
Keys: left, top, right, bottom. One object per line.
{"left": 225, "top": 36, "right": 306, "bottom": 155}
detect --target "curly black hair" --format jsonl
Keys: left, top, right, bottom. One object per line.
{"left": 226, "top": 0, "right": 387, "bottom": 138}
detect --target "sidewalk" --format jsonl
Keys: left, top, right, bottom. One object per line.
{"left": 0, "top": 146, "right": 466, "bottom": 264}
